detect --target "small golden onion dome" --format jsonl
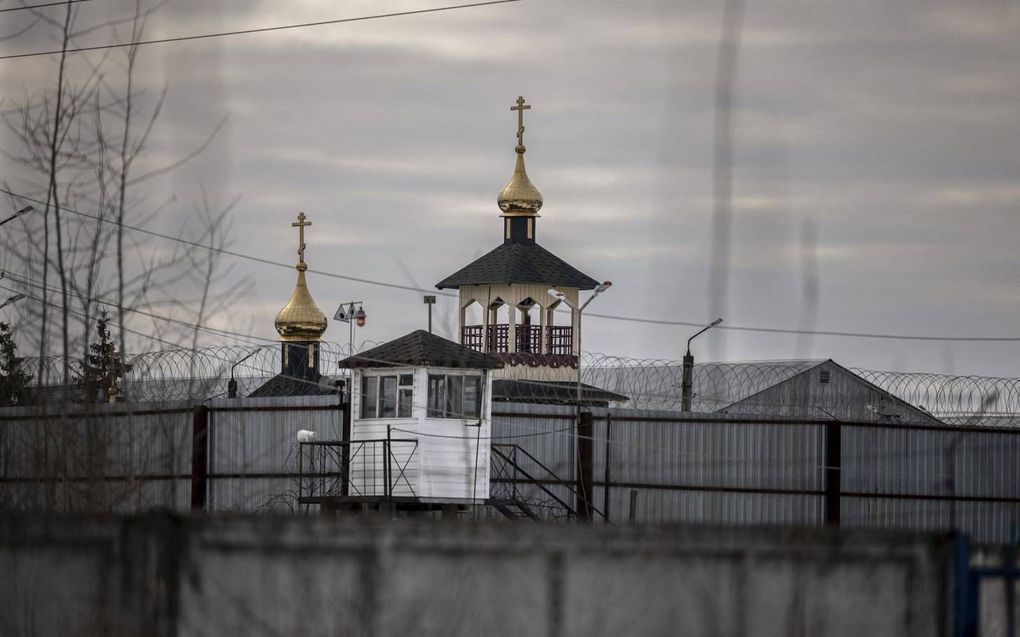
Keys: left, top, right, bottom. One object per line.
{"left": 274, "top": 264, "right": 327, "bottom": 342}
{"left": 497, "top": 145, "right": 543, "bottom": 216}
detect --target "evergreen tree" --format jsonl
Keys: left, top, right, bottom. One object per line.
{"left": 76, "top": 311, "right": 131, "bottom": 403}
{"left": 0, "top": 322, "right": 32, "bottom": 406}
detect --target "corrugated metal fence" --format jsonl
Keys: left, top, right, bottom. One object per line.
{"left": 2, "top": 398, "right": 1017, "bottom": 543}
{"left": 492, "top": 403, "right": 1020, "bottom": 544}
{"left": 0, "top": 395, "right": 342, "bottom": 514}
{"left": 205, "top": 396, "right": 342, "bottom": 512}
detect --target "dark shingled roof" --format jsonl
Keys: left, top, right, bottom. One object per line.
{"left": 436, "top": 242, "right": 600, "bottom": 290}
{"left": 248, "top": 374, "right": 337, "bottom": 398}
{"left": 492, "top": 380, "right": 629, "bottom": 407}
{"left": 338, "top": 330, "right": 505, "bottom": 370}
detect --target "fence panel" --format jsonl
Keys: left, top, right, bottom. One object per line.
{"left": 0, "top": 402, "right": 193, "bottom": 512}
{"left": 206, "top": 396, "right": 341, "bottom": 512}
{"left": 493, "top": 403, "right": 1020, "bottom": 541}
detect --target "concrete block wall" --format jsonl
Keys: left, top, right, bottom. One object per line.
{"left": 0, "top": 514, "right": 954, "bottom": 637}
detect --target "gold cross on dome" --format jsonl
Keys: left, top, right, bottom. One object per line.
{"left": 292, "top": 212, "right": 311, "bottom": 263}
{"left": 510, "top": 95, "right": 530, "bottom": 147}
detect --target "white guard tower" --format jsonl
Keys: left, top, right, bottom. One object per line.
{"left": 334, "top": 330, "right": 503, "bottom": 508}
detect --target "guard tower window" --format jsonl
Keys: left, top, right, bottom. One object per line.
{"left": 361, "top": 373, "right": 414, "bottom": 419}
{"left": 428, "top": 373, "right": 482, "bottom": 419}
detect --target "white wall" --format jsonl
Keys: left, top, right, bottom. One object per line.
{"left": 349, "top": 368, "right": 420, "bottom": 498}
{"left": 350, "top": 367, "right": 492, "bottom": 502}
{"left": 416, "top": 367, "right": 492, "bottom": 501}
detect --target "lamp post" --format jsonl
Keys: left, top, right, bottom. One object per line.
{"left": 227, "top": 349, "right": 258, "bottom": 399}
{"left": 681, "top": 317, "right": 723, "bottom": 412}
{"left": 0, "top": 206, "right": 33, "bottom": 227}
{"left": 334, "top": 301, "right": 367, "bottom": 357}
{"left": 549, "top": 282, "right": 611, "bottom": 522}
{"left": 547, "top": 282, "right": 612, "bottom": 414}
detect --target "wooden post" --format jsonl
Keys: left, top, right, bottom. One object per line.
{"left": 190, "top": 405, "right": 209, "bottom": 512}
{"left": 628, "top": 489, "right": 638, "bottom": 524}
{"left": 824, "top": 421, "right": 841, "bottom": 527}
{"left": 577, "top": 411, "right": 594, "bottom": 522}
{"left": 603, "top": 413, "right": 612, "bottom": 522}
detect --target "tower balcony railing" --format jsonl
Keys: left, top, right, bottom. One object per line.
{"left": 461, "top": 324, "right": 573, "bottom": 355}
{"left": 515, "top": 324, "right": 543, "bottom": 353}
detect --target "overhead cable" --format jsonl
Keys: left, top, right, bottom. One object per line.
{"left": 4, "top": 187, "right": 1020, "bottom": 342}
{"left": 0, "top": 0, "right": 523, "bottom": 60}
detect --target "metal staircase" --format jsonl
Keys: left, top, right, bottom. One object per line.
{"left": 488, "top": 443, "right": 606, "bottom": 522}
{"left": 488, "top": 498, "right": 540, "bottom": 521}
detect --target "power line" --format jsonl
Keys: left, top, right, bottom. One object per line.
{"left": 0, "top": 272, "right": 272, "bottom": 346}
{"left": 0, "top": 0, "right": 523, "bottom": 61}
{"left": 581, "top": 313, "right": 1020, "bottom": 343}
{"left": 0, "top": 188, "right": 443, "bottom": 295}
{"left": 2, "top": 283, "right": 211, "bottom": 352}
{"left": 4, "top": 187, "right": 1020, "bottom": 343}
{"left": 0, "top": 0, "right": 95, "bottom": 14}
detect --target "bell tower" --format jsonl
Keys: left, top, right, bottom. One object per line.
{"left": 436, "top": 97, "right": 602, "bottom": 383}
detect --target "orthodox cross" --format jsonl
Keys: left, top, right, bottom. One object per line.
{"left": 292, "top": 212, "right": 311, "bottom": 262}
{"left": 511, "top": 95, "right": 530, "bottom": 147}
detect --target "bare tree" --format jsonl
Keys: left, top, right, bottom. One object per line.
{"left": 1, "top": 0, "right": 242, "bottom": 385}
{"left": 0, "top": 0, "right": 247, "bottom": 514}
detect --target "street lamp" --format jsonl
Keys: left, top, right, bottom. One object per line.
{"left": 549, "top": 281, "right": 611, "bottom": 522}
{"left": 0, "top": 206, "right": 33, "bottom": 227}
{"left": 681, "top": 317, "right": 723, "bottom": 412}
{"left": 227, "top": 349, "right": 258, "bottom": 399}
{"left": 547, "top": 281, "right": 612, "bottom": 411}
{"left": 334, "top": 301, "right": 367, "bottom": 357}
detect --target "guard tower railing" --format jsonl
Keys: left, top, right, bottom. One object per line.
{"left": 462, "top": 324, "right": 573, "bottom": 355}
{"left": 297, "top": 437, "right": 418, "bottom": 503}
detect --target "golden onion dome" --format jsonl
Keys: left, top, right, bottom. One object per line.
{"left": 275, "top": 264, "right": 327, "bottom": 341}
{"left": 274, "top": 212, "right": 327, "bottom": 341}
{"left": 497, "top": 146, "right": 543, "bottom": 216}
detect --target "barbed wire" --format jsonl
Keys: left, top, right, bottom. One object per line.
{"left": 14, "top": 343, "right": 1020, "bottom": 422}
{"left": 850, "top": 369, "right": 1020, "bottom": 423}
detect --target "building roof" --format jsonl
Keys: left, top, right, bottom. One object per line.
{"left": 492, "top": 379, "right": 628, "bottom": 406}
{"left": 586, "top": 358, "right": 826, "bottom": 412}
{"left": 435, "top": 242, "right": 600, "bottom": 290}
{"left": 338, "top": 330, "right": 505, "bottom": 370}
{"left": 715, "top": 360, "right": 944, "bottom": 424}
{"left": 248, "top": 374, "right": 337, "bottom": 398}
{"left": 691, "top": 360, "right": 826, "bottom": 412}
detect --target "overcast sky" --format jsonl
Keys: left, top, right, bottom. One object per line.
{"left": 2, "top": 0, "right": 1019, "bottom": 377}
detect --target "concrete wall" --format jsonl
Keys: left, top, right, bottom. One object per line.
{"left": 0, "top": 514, "right": 953, "bottom": 637}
